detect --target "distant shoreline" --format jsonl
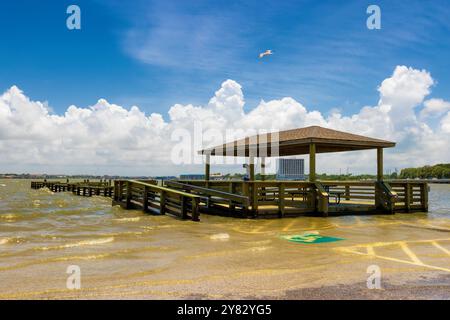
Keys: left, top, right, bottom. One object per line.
{"left": 1, "top": 176, "right": 449, "bottom": 184}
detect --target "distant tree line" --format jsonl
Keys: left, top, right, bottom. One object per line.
{"left": 399, "top": 163, "right": 450, "bottom": 179}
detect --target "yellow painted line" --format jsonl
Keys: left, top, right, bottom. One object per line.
{"left": 366, "top": 245, "right": 375, "bottom": 256}
{"left": 340, "top": 247, "right": 450, "bottom": 273}
{"left": 400, "top": 222, "right": 450, "bottom": 232}
{"left": 252, "top": 220, "right": 278, "bottom": 232}
{"left": 339, "top": 238, "right": 450, "bottom": 251}
{"left": 281, "top": 220, "right": 297, "bottom": 232}
{"left": 399, "top": 242, "right": 423, "bottom": 265}
{"left": 431, "top": 241, "right": 450, "bottom": 256}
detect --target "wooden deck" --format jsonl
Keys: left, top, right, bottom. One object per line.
{"left": 31, "top": 179, "right": 429, "bottom": 222}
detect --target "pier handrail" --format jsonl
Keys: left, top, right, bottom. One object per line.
{"left": 114, "top": 179, "right": 201, "bottom": 221}
{"left": 128, "top": 179, "right": 199, "bottom": 197}
{"left": 165, "top": 180, "right": 249, "bottom": 206}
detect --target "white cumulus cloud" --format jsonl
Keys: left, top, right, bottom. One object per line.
{"left": 0, "top": 66, "right": 449, "bottom": 176}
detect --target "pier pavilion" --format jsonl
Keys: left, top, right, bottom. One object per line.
{"left": 166, "top": 126, "right": 427, "bottom": 218}
{"left": 199, "top": 125, "right": 395, "bottom": 184}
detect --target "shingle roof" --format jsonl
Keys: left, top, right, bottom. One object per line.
{"left": 199, "top": 126, "right": 395, "bottom": 157}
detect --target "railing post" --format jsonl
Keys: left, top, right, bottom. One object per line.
{"left": 278, "top": 183, "right": 285, "bottom": 218}
{"left": 251, "top": 182, "right": 258, "bottom": 217}
{"left": 191, "top": 198, "right": 200, "bottom": 222}
{"left": 116, "top": 181, "right": 121, "bottom": 201}
{"left": 229, "top": 182, "right": 236, "bottom": 211}
{"left": 314, "top": 182, "right": 329, "bottom": 217}
{"left": 126, "top": 181, "right": 132, "bottom": 209}
{"left": 421, "top": 183, "right": 428, "bottom": 212}
{"left": 375, "top": 182, "right": 382, "bottom": 210}
{"left": 345, "top": 185, "right": 350, "bottom": 201}
{"left": 143, "top": 186, "right": 149, "bottom": 212}
{"left": 405, "top": 183, "right": 411, "bottom": 212}
{"left": 160, "top": 190, "right": 166, "bottom": 215}
{"left": 181, "top": 196, "right": 188, "bottom": 219}
{"left": 241, "top": 182, "right": 250, "bottom": 217}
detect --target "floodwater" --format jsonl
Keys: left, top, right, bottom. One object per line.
{"left": 0, "top": 180, "right": 449, "bottom": 299}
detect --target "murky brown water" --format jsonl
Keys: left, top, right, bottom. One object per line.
{"left": 0, "top": 180, "right": 449, "bottom": 299}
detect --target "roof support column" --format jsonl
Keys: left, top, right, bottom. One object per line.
{"left": 377, "top": 147, "right": 383, "bottom": 182}
{"left": 309, "top": 143, "right": 316, "bottom": 182}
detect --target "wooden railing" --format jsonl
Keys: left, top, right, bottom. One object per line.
{"left": 165, "top": 181, "right": 249, "bottom": 214}
{"left": 320, "top": 181, "right": 376, "bottom": 204}
{"left": 390, "top": 181, "right": 428, "bottom": 212}
{"left": 31, "top": 180, "right": 113, "bottom": 196}
{"left": 113, "top": 180, "right": 200, "bottom": 221}
{"left": 177, "top": 179, "right": 428, "bottom": 216}
{"left": 178, "top": 180, "right": 326, "bottom": 217}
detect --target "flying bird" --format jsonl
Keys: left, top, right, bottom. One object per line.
{"left": 259, "top": 50, "right": 273, "bottom": 59}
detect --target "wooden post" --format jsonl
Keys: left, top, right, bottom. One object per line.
{"left": 421, "top": 183, "right": 428, "bottom": 212}
{"left": 160, "top": 191, "right": 166, "bottom": 214}
{"left": 377, "top": 147, "right": 383, "bottom": 181}
{"left": 278, "top": 183, "right": 285, "bottom": 218}
{"left": 181, "top": 197, "right": 188, "bottom": 219}
{"left": 309, "top": 143, "right": 316, "bottom": 182}
{"left": 375, "top": 148, "right": 384, "bottom": 210}
{"left": 229, "top": 182, "right": 236, "bottom": 211}
{"left": 251, "top": 182, "right": 258, "bottom": 217}
{"left": 249, "top": 157, "right": 255, "bottom": 181}
{"left": 191, "top": 198, "right": 200, "bottom": 222}
{"left": 205, "top": 154, "right": 210, "bottom": 188}
{"left": 126, "top": 181, "right": 131, "bottom": 209}
{"left": 405, "top": 183, "right": 411, "bottom": 212}
{"left": 114, "top": 181, "right": 119, "bottom": 201}
{"left": 143, "top": 186, "right": 149, "bottom": 212}
{"left": 345, "top": 185, "right": 350, "bottom": 201}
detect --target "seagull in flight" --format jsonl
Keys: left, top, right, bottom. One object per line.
{"left": 259, "top": 49, "right": 273, "bottom": 59}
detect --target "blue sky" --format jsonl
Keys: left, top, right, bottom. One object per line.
{"left": 1, "top": 0, "right": 449, "bottom": 117}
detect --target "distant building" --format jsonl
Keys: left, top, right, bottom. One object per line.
{"left": 276, "top": 158, "right": 305, "bottom": 180}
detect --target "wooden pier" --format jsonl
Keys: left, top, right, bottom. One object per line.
{"left": 29, "top": 126, "right": 431, "bottom": 221}
{"left": 31, "top": 180, "right": 113, "bottom": 198}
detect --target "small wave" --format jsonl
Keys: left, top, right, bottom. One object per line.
{"left": 0, "top": 184, "right": 6, "bottom": 187}
{"left": 0, "top": 214, "right": 19, "bottom": 222}
{"left": 39, "top": 187, "right": 54, "bottom": 195}
{"left": 39, "top": 237, "right": 114, "bottom": 251}
{"left": 114, "top": 217, "right": 141, "bottom": 222}
{"left": 210, "top": 233, "right": 230, "bottom": 241}
{"left": 249, "top": 246, "right": 271, "bottom": 252}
